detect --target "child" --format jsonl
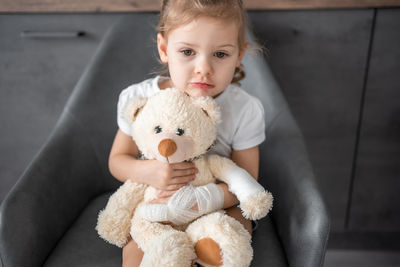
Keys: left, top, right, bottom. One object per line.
{"left": 108, "top": 0, "right": 265, "bottom": 266}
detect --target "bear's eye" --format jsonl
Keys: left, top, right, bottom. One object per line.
{"left": 154, "top": 126, "right": 162, "bottom": 134}
{"left": 176, "top": 128, "right": 185, "bottom": 136}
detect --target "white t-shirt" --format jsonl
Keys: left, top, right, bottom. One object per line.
{"left": 117, "top": 76, "right": 265, "bottom": 158}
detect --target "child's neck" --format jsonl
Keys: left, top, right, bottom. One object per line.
{"left": 158, "top": 77, "right": 173, "bottom": 90}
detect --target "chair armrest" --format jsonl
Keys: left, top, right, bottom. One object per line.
{"left": 0, "top": 15, "right": 157, "bottom": 266}
{"left": 260, "top": 109, "right": 331, "bottom": 267}
{"left": 240, "top": 33, "right": 330, "bottom": 266}
{"left": 0, "top": 110, "right": 117, "bottom": 267}
{"left": 0, "top": 14, "right": 160, "bottom": 267}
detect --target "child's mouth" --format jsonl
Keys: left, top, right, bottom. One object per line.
{"left": 190, "top": 82, "right": 215, "bottom": 90}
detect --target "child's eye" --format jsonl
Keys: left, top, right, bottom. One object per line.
{"left": 181, "top": 49, "right": 195, "bottom": 56}
{"left": 214, "top": 51, "right": 228, "bottom": 58}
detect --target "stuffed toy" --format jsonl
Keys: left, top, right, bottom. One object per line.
{"left": 97, "top": 88, "right": 273, "bottom": 267}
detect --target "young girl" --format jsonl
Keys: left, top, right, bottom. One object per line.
{"left": 108, "top": 0, "right": 265, "bottom": 266}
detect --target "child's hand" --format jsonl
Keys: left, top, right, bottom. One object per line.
{"left": 140, "top": 160, "right": 198, "bottom": 191}
{"left": 157, "top": 190, "right": 176, "bottom": 199}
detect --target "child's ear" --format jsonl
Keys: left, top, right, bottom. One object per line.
{"left": 124, "top": 97, "right": 148, "bottom": 124}
{"left": 157, "top": 33, "right": 168, "bottom": 64}
{"left": 236, "top": 40, "right": 248, "bottom": 67}
{"left": 192, "top": 97, "right": 221, "bottom": 125}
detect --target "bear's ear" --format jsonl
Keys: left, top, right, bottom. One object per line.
{"left": 192, "top": 96, "right": 221, "bottom": 125}
{"left": 123, "top": 97, "right": 148, "bottom": 124}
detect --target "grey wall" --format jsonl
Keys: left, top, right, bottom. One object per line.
{"left": 349, "top": 9, "right": 400, "bottom": 231}
{"left": 248, "top": 9, "right": 373, "bottom": 232}
{"left": 0, "top": 14, "right": 121, "bottom": 203}
{"left": 1, "top": 9, "right": 399, "bottom": 237}
{"left": 247, "top": 9, "right": 400, "bottom": 234}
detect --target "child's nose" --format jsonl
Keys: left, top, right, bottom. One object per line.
{"left": 194, "top": 56, "right": 213, "bottom": 76}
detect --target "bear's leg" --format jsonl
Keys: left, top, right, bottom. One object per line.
{"left": 131, "top": 213, "right": 195, "bottom": 267}
{"left": 140, "top": 231, "right": 196, "bottom": 267}
{"left": 186, "top": 211, "right": 253, "bottom": 267}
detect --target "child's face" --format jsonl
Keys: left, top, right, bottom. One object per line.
{"left": 157, "top": 16, "right": 246, "bottom": 98}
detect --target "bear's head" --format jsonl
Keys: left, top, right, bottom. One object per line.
{"left": 124, "top": 88, "right": 220, "bottom": 163}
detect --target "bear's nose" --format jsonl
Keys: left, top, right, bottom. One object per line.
{"left": 158, "top": 139, "right": 177, "bottom": 157}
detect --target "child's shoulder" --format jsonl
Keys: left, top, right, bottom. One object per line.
{"left": 219, "top": 83, "right": 263, "bottom": 110}
{"left": 119, "top": 76, "right": 161, "bottom": 100}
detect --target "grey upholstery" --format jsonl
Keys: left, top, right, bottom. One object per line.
{"left": 0, "top": 13, "right": 330, "bottom": 267}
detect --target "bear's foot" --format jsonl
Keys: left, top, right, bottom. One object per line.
{"left": 140, "top": 231, "right": 195, "bottom": 267}
{"left": 195, "top": 237, "right": 223, "bottom": 266}
{"left": 186, "top": 211, "right": 253, "bottom": 267}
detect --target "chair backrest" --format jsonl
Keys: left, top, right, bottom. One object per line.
{"left": 62, "top": 14, "right": 160, "bottom": 189}
{"left": 241, "top": 33, "right": 290, "bottom": 132}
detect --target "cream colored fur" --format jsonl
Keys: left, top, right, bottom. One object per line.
{"left": 96, "top": 88, "right": 273, "bottom": 266}
{"left": 186, "top": 211, "right": 253, "bottom": 267}
{"left": 96, "top": 180, "right": 147, "bottom": 247}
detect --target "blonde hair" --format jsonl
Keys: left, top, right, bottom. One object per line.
{"left": 157, "top": 0, "right": 248, "bottom": 83}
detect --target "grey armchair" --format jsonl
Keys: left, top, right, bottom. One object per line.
{"left": 0, "top": 14, "right": 330, "bottom": 267}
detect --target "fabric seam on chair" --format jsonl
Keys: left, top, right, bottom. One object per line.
{"left": 264, "top": 108, "right": 285, "bottom": 142}
{"left": 63, "top": 107, "right": 120, "bottom": 197}
{"left": 318, "top": 219, "right": 331, "bottom": 267}
{"left": 64, "top": 107, "right": 104, "bottom": 178}
{"left": 0, "top": 250, "right": 4, "bottom": 267}
{"left": 268, "top": 215, "right": 290, "bottom": 266}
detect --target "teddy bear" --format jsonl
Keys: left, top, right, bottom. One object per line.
{"left": 96, "top": 88, "right": 273, "bottom": 267}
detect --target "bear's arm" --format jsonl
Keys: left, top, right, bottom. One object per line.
{"left": 206, "top": 154, "right": 273, "bottom": 220}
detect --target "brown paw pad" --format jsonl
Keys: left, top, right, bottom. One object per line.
{"left": 195, "top": 237, "right": 223, "bottom": 266}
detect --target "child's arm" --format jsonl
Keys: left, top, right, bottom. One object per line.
{"left": 109, "top": 129, "right": 197, "bottom": 190}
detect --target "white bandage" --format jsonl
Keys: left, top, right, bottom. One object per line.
{"left": 167, "top": 185, "right": 199, "bottom": 225}
{"left": 195, "top": 183, "right": 225, "bottom": 214}
{"left": 225, "top": 165, "right": 265, "bottom": 201}
{"left": 135, "top": 203, "right": 169, "bottom": 222}
{"left": 135, "top": 184, "right": 225, "bottom": 225}
{"left": 168, "top": 184, "right": 225, "bottom": 225}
